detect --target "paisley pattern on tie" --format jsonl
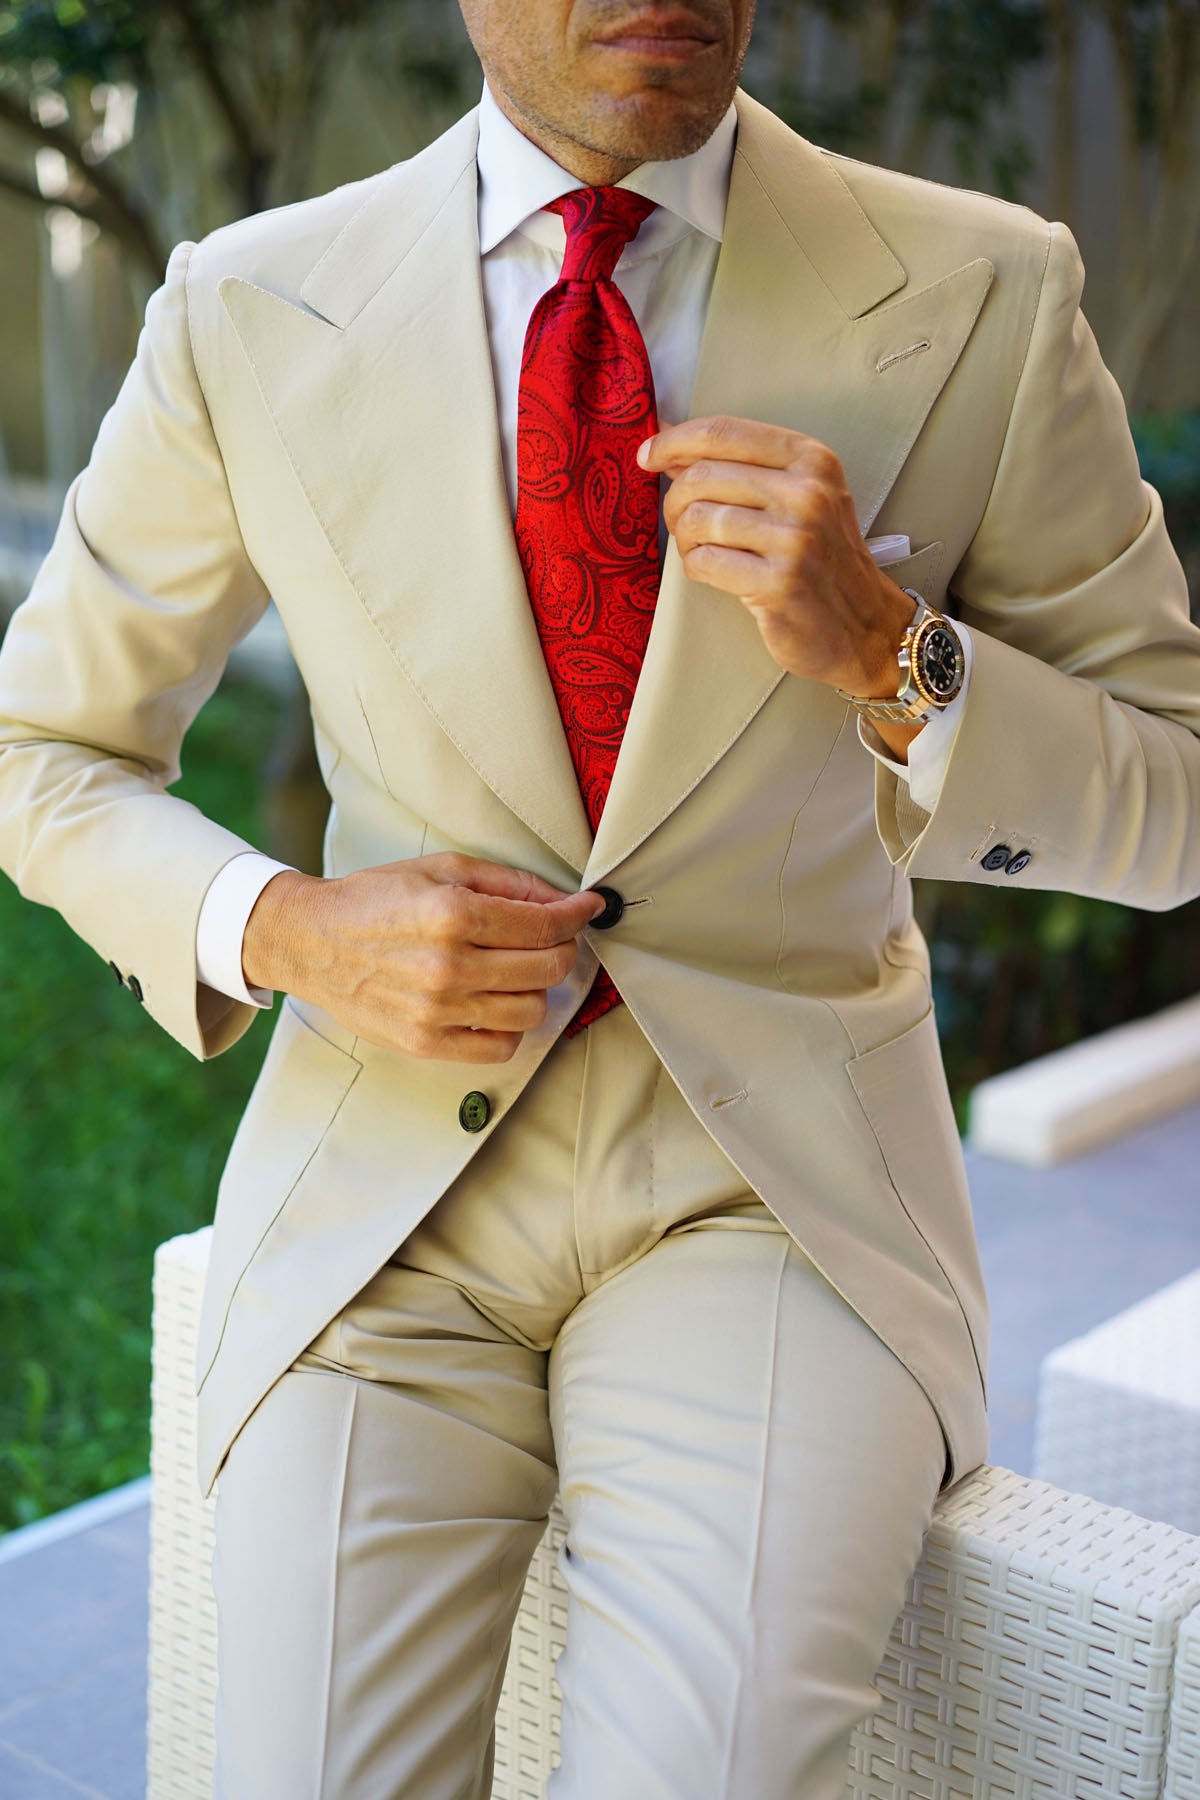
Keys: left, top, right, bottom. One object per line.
{"left": 515, "top": 186, "right": 661, "bottom": 1037}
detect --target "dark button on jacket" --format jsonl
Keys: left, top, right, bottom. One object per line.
{"left": 589, "top": 887, "right": 625, "bottom": 930}
{"left": 1004, "top": 850, "right": 1032, "bottom": 875}
{"left": 108, "top": 960, "right": 124, "bottom": 986}
{"left": 127, "top": 974, "right": 144, "bottom": 1003}
{"left": 458, "top": 1091, "right": 491, "bottom": 1133}
{"left": 980, "top": 845, "right": 1012, "bottom": 873}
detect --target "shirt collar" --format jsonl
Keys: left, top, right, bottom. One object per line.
{"left": 476, "top": 77, "right": 737, "bottom": 257}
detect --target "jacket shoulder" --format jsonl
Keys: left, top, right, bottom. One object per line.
{"left": 182, "top": 102, "right": 479, "bottom": 303}
{"left": 819, "top": 145, "right": 1054, "bottom": 292}
{"left": 184, "top": 162, "right": 406, "bottom": 299}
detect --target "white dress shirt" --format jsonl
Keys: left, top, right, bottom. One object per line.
{"left": 195, "top": 78, "right": 971, "bottom": 1011}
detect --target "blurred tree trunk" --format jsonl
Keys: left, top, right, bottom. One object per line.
{"left": 1102, "top": 0, "right": 1145, "bottom": 308}
{"left": 1102, "top": 0, "right": 1200, "bottom": 406}
{"left": 849, "top": 0, "right": 913, "bottom": 165}
{"left": 894, "top": 3, "right": 936, "bottom": 179}
{"left": 1047, "top": 0, "right": 1079, "bottom": 223}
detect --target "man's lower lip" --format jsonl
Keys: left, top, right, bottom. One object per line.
{"left": 596, "top": 35, "right": 716, "bottom": 58}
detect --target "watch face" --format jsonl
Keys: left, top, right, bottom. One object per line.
{"left": 916, "top": 622, "right": 965, "bottom": 703}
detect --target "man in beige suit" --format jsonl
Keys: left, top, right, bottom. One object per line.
{"left": 3, "top": 0, "right": 1199, "bottom": 1790}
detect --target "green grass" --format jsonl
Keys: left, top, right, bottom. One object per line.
{"left": 0, "top": 675, "right": 285, "bottom": 1534}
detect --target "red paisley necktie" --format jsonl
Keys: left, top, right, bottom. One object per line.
{"left": 514, "top": 185, "right": 661, "bottom": 1037}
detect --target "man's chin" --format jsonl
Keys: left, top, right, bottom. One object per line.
{"left": 571, "top": 87, "right": 729, "bottom": 162}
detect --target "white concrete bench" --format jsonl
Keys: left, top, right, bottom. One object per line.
{"left": 148, "top": 1228, "right": 1200, "bottom": 1799}
{"left": 968, "top": 993, "right": 1200, "bottom": 1167}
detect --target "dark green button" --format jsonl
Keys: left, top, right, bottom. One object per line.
{"left": 458, "top": 1090, "right": 491, "bottom": 1133}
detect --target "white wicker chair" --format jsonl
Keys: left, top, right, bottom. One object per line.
{"left": 148, "top": 1228, "right": 1200, "bottom": 1799}
{"left": 1167, "top": 1608, "right": 1200, "bottom": 1799}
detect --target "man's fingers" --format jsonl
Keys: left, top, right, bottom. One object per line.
{"left": 456, "top": 989, "right": 550, "bottom": 1032}
{"left": 639, "top": 414, "right": 803, "bottom": 475}
{"left": 453, "top": 885, "right": 606, "bottom": 949}
{"left": 670, "top": 500, "right": 782, "bottom": 559}
{"left": 426, "top": 852, "right": 574, "bottom": 907}
{"left": 460, "top": 941, "right": 582, "bottom": 992}
{"left": 663, "top": 460, "right": 794, "bottom": 520}
{"left": 414, "top": 852, "right": 605, "bottom": 945}
{"left": 470, "top": 888, "right": 606, "bottom": 949}
{"left": 678, "top": 540, "right": 770, "bottom": 597}
{"left": 432, "top": 1026, "right": 526, "bottom": 1064}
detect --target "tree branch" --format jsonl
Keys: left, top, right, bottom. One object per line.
{"left": 0, "top": 154, "right": 166, "bottom": 279}
{"left": 0, "top": 87, "right": 166, "bottom": 276}
{"left": 160, "top": 0, "right": 269, "bottom": 212}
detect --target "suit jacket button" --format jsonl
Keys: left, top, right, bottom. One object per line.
{"left": 127, "top": 975, "right": 144, "bottom": 1003}
{"left": 589, "top": 886, "right": 625, "bottom": 930}
{"left": 1005, "top": 849, "right": 1032, "bottom": 875}
{"left": 981, "top": 844, "right": 1012, "bottom": 873}
{"left": 458, "top": 1090, "right": 491, "bottom": 1133}
{"left": 108, "top": 960, "right": 124, "bottom": 986}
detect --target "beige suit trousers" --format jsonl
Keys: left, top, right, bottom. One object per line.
{"left": 210, "top": 1001, "right": 949, "bottom": 1799}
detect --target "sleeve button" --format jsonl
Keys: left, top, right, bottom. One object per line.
{"left": 127, "top": 975, "right": 144, "bottom": 1003}
{"left": 107, "top": 960, "right": 124, "bottom": 986}
{"left": 981, "top": 844, "right": 1012, "bottom": 872}
{"left": 1004, "top": 849, "right": 1032, "bottom": 875}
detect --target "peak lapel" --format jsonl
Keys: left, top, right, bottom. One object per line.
{"left": 218, "top": 110, "right": 594, "bottom": 875}
{"left": 584, "top": 90, "right": 995, "bottom": 884}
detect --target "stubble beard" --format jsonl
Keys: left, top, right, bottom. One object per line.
{"left": 504, "top": 44, "right": 743, "bottom": 169}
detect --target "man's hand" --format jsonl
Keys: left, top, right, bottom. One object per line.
{"left": 639, "top": 413, "right": 924, "bottom": 758}
{"left": 242, "top": 854, "right": 606, "bottom": 1063}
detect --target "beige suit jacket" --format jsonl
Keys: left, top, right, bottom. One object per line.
{"left": 1, "top": 89, "right": 1198, "bottom": 1501}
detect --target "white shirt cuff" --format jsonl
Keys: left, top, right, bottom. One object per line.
{"left": 857, "top": 620, "right": 974, "bottom": 813}
{"left": 196, "top": 851, "right": 297, "bottom": 1007}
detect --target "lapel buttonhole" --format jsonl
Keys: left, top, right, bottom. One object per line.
{"left": 876, "top": 339, "right": 933, "bottom": 373}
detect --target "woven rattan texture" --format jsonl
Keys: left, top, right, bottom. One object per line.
{"left": 491, "top": 1509, "right": 569, "bottom": 1798}
{"left": 1167, "top": 1611, "right": 1200, "bottom": 1799}
{"left": 147, "top": 1229, "right": 219, "bottom": 1798}
{"left": 149, "top": 1229, "right": 1200, "bottom": 1799}
{"left": 845, "top": 1469, "right": 1200, "bottom": 1799}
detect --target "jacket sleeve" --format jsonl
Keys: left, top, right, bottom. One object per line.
{"left": 0, "top": 238, "right": 273, "bottom": 1059}
{"left": 874, "top": 217, "right": 1200, "bottom": 910}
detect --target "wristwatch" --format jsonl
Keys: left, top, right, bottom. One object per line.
{"left": 836, "top": 589, "right": 966, "bottom": 724}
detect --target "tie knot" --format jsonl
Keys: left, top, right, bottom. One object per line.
{"left": 544, "top": 186, "right": 658, "bottom": 283}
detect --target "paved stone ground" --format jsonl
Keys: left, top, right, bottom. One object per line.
{"left": 0, "top": 1497, "right": 148, "bottom": 1797}
{"left": 3, "top": 1101, "right": 1199, "bottom": 1798}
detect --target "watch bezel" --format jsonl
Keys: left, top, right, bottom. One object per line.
{"left": 904, "top": 608, "right": 966, "bottom": 709}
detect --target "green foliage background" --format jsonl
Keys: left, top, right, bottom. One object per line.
{"left": 929, "top": 409, "right": 1200, "bottom": 1124}
{"left": 0, "top": 677, "right": 282, "bottom": 1530}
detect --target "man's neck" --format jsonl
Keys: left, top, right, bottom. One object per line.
{"left": 486, "top": 83, "right": 644, "bottom": 186}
